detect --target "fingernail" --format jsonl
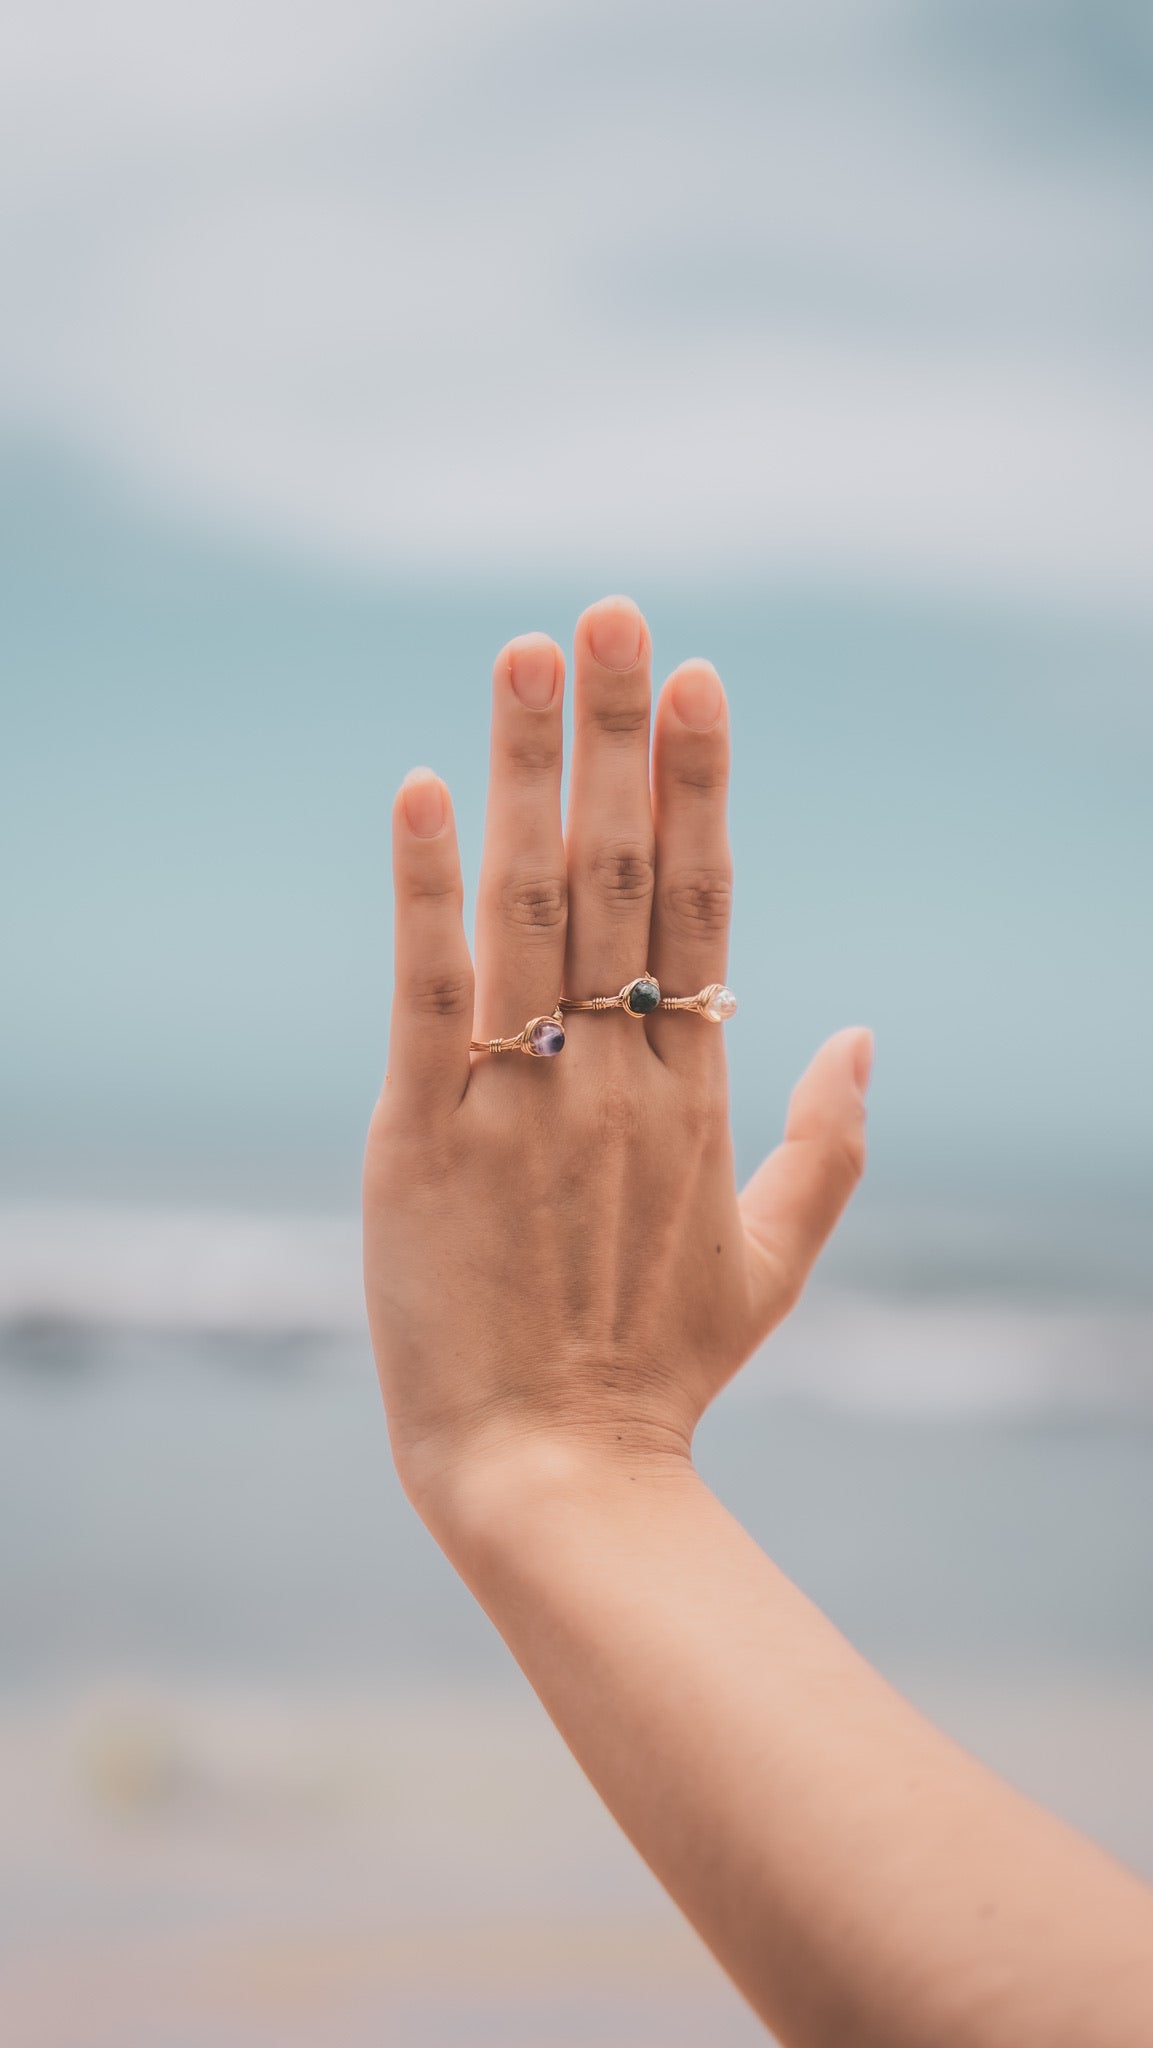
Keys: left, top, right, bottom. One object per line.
{"left": 402, "top": 768, "right": 446, "bottom": 839}
{"left": 853, "top": 1029, "right": 875, "bottom": 1093}
{"left": 508, "top": 637, "right": 559, "bottom": 709}
{"left": 587, "top": 597, "right": 643, "bottom": 672}
{"left": 670, "top": 661, "right": 723, "bottom": 732}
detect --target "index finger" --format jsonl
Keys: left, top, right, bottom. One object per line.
{"left": 385, "top": 768, "right": 475, "bottom": 1117}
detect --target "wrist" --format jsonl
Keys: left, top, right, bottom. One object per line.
{"left": 408, "top": 1425, "right": 700, "bottom": 1579}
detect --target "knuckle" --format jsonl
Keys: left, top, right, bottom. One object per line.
{"left": 770, "top": 1261, "right": 805, "bottom": 1320}
{"left": 789, "top": 1102, "right": 868, "bottom": 1190}
{"left": 674, "top": 751, "right": 728, "bottom": 796}
{"left": 591, "top": 695, "right": 649, "bottom": 739}
{"left": 406, "top": 966, "right": 473, "bottom": 1019}
{"left": 660, "top": 865, "right": 733, "bottom": 937}
{"left": 407, "top": 869, "right": 463, "bottom": 908}
{"left": 588, "top": 838, "right": 655, "bottom": 905}
{"left": 837, "top": 1120, "right": 867, "bottom": 1183}
{"left": 505, "top": 729, "right": 562, "bottom": 778}
{"left": 497, "top": 871, "right": 568, "bottom": 934}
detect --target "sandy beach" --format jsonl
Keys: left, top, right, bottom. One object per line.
{"left": 3, "top": 1276, "right": 1152, "bottom": 2046}
{"left": 4, "top": 1669, "right": 1153, "bottom": 2048}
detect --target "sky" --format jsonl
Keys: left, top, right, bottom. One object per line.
{"left": 2, "top": 1, "right": 1152, "bottom": 1233}
{"left": 1, "top": 0, "right": 1151, "bottom": 601}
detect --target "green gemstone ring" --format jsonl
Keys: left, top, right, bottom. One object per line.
{"left": 560, "top": 974, "right": 662, "bottom": 1018}
{"left": 560, "top": 976, "right": 737, "bottom": 1023}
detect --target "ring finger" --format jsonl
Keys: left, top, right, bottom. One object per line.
{"left": 647, "top": 658, "right": 733, "bottom": 1071}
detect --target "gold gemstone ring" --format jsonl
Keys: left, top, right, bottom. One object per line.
{"left": 469, "top": 1009, "right": 566, "bottom": 1057}
{"left": 560, "top": 976, "right": 737, "bottom": 1023}
{"left": 560, "top": 974, "right": 662, "bottom": 1018}
{"left": 661, "top": 983, "right": 739, "bottom": 1022}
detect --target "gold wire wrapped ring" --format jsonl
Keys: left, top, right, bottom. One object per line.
{"left": 469, "top": 1009, "right": 566, "bottom": 1057}
{"left": 661, "top": 982, "right": 739, "bottom": 1021}
{"left": 559, "top": 973, "right": 662, "bottom": 1018}
{"left": 560, "top": 975, "right": 737, "bottom": 1022}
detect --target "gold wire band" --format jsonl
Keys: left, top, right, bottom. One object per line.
{"left": 472, "top": 984, "right": 736, "bottom": 1049}
{"left": 557, "top": 994, "right": 624, "bottom": 1012}
{"left": 559, "top": 973, "right": 660, "bottom": 1016}
{"left": 468, "top": 1008, "right": 565, "bottom": 1056}
{"left": 559, "top": 979, "right": 737, "bottom": 1021}
{"left": 661, "top": 987, "right": 713, "bottom": 1012}
{"left": 661, "top": 982, "right": 737, "bottom": 1019}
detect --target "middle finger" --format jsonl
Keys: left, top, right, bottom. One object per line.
{"left": 563, "top": 596, "right": 656, "bottom": 1012}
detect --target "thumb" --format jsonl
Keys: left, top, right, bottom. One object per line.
{"left": 738, "top": 1026, "right": 873, "bottom": 1338}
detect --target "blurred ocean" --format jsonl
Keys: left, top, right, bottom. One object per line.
{"left": 3, "top": 448, "right": 1152, "bottom": 2046}
{"left": 3, "top": 1, "right": 1153, "bottom": 2037}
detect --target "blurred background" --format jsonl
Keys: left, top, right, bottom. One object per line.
{"left": 2, "top": 3, "right": 1152, "bottom": 2043}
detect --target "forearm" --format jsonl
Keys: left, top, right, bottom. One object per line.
{"left": 370, "top": 601, "right": 1153, "bottom": 2043}
{"left": 434, "top": 1443, "right": 1153, "bottom": 2048}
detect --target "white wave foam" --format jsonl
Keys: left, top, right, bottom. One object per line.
{"left": 2, "top": 1203, "right": 1151, "bottom": 1416}
{"left": 0, "top": 1202, "right": 364, "bottom": 1337}
{"left": 740, "top": 1293, "right": 1153, "bottom": 1419}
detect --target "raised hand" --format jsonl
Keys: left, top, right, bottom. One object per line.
{"left": 363, "top": 595, "right": 871, "bottom": 1526}
{"left": 362, "top": 598, "right": 1153, "bottom": 2048}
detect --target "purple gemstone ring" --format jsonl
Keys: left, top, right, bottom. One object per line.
{"left": 469, "top": 1008, "right": 566, "bottom": 1058}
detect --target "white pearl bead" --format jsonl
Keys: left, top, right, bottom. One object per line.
{"left": 704, "top": 986, "right": 738, "bottom": 1022}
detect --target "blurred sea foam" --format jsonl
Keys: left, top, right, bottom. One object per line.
{"left": 4, "top": 1198, "right": 1153, "bottom": 1418}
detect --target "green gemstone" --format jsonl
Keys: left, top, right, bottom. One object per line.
{"left": 626, "top": 978, "right": 661, "bottom": 1015}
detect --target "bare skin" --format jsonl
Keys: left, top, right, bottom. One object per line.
{"left": 363, "top": 596, "right": 1153, "bottom": 2047}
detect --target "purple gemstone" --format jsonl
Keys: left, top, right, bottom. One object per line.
{"left": 527, "top": 1018, "right": 565, "bottom": 1057}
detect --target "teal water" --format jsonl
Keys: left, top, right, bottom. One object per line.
{"left": 3, "top": 447, "right": 1152, "bottom": 1242}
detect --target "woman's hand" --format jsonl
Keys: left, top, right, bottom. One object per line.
{"left": 362, "top": 599, "right": 1153, "bottom": 2048}
{"left": 363, "top": 595, "right": 871, "bottom": 1537}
